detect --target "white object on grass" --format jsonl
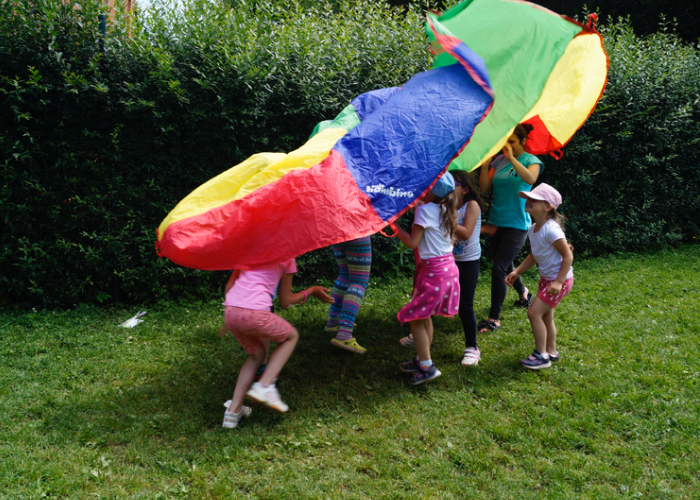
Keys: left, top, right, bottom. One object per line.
{"left": 119, "top": 310, "right": 147, "bottom": 328}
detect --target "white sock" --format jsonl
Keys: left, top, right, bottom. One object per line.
{"left": 419, "top": 359, "right": 433, "bottom": 370}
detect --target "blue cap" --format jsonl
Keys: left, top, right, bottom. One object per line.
{"left": 430, "top": 172, "right": 455, "bottom": 198}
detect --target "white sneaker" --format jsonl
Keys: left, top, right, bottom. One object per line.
{"left": 246, "top": 382, "right": 289, "bottom": 413}
{"left": 222, "top": 400, "right": 251, "bottom": 428}
{"left": 461, "top": 347, "right": 480, "bottom": 366}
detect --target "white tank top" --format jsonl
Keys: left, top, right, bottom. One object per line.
{"left": 453, "top": 202, "right": 481, "bottom": 262}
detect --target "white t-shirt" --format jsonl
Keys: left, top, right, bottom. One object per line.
{"left": 453, "top": 202, "right": 481, "bottom": 262}
{"left": 528, "top": 220, "right": 573, "bottom": 281}
{"left": 414, "top": 203, "right": 453, "bottom": 259}
{"left": 223, "top": 259, "right": 297, "bottom": 311}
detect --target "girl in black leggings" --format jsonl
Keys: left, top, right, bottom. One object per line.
{"left": 451, "top": 171, "right": 484, "bottom": 366}
{"left": 478, "top": 123, "right": 543, "bottom": 332}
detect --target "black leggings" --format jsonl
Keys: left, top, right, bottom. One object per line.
{"left": 489, "top": 227, "right": 527, "bottom": 320}
{"left": 456, "top": 260, "right": 480, "bottom": 349}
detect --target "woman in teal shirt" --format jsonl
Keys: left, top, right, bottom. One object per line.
{"left": 478, "top": 123, "right": 543, "bottom": 332}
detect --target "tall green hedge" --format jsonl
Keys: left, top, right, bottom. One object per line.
{"left": 541, "top": 20, "right": 700, "bottom": 255}
{"left": 0, "top": 0, "right": 428, "bottom": 307}
{"left": 2, "top": 0, "right": 699, "bottom": 307}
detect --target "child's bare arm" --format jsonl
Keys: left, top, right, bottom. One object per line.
{"left": 220, "top": 270, "right": 241, "bottom": 337}
{"left": 454, "top": 201, "right": 480, "bottom": 240}
{"left": 224, "top": 269, "right": 241, "bottom": 295}
{"left": 308, "top": 286, "right": 334, "bottom": 304}
{"left": 548, "top": 239, "right": 574, "bottom": 295}
{"left": 278, "top": 274, "right": 333, "bottom": 308}
{"left": 395, "top": 224, "right": 425, "bottom": 249}
{"left": 505, "top": 254, "right": 536, "bottom": 286}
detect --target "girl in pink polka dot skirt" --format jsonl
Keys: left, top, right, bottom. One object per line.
{"left": 387, "top": 172, "right": 464, "bottom": 385}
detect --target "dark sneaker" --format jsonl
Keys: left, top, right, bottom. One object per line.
{"left": 549, "top": 352, "right": 560, "bottom": 362}
{"left": 520, "top": 350, "right": 551, "bottom": 370}
{"left": 399, "top": 355, "right": 421, "bottom": 373}
{"left": 410, "top": 365, "right": 442, "bottom": 385}
{"left": 253, "top": 363, "right": 267, "bottom": 382}
{"left": 253, "top": 363, "right": 279, "bottom": 384}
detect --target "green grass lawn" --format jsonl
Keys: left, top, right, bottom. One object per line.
{"left": 1, "top": 245, "right": 699, "bottom": 499}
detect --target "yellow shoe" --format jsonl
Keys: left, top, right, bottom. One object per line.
{"left": 324, "top": 322, "right": 357, "bottom": 334}
{"left": 330, "top": 337, "right": 366, "bottom": 354}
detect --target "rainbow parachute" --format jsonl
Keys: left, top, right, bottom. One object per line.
{"left": 429, "top": 1, "right": 608, "bottom": 168}
{"left": 156, "top": 0, "right": 607, "bottom": 271}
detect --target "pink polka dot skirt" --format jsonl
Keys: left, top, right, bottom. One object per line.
{"left": 397, "top": 253, "right": 460, "bottom": 324}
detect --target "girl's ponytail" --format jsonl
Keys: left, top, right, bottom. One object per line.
{"left": 548, "top": 208, "right": 567, "bottom": 231}
{"left": 438, "top": 190, "right": 459, "bottom": 242}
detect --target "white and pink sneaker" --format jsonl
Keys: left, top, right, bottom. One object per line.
{"left": 246, "top": 382, "right": 289, "bottom": 413}
{"left": 461, "top": 347, "right": 481, "bottom": 366}
{"left": 222, "top": 400, "right": 251, "bottom": 429}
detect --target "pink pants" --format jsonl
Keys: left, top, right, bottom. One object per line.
{"left": 224, "top": 306, "right": 295, "bottom": 355}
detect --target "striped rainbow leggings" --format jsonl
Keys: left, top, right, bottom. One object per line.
{"left": 328, "top": 236, "right": 372, "bottom": 340}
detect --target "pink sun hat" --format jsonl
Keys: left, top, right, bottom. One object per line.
{"left": 518, "top": 183, "right": 562, "bottom": 209}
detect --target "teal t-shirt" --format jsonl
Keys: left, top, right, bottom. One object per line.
{"left": 487, "top": 153, "right": 544, "bottom": 230}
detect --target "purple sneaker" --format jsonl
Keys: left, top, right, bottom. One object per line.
{"left": 520, "top": 350, "right": 551, "bottom": 370}
{"left": 410, "top": 364, "right": 442, "bottom": 385}
{"left": 399, "top": 355, "right": 421, "bottom": 373}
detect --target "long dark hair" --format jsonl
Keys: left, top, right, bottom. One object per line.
{"left": 451, "top": 170, "right": 483, "bottom": 212}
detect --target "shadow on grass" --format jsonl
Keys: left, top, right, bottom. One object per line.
{"left": 38, "top": 305, "right": 528, "bottom": 447}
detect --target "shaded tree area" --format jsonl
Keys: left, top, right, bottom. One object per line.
{"left": 536, "top": 0, "right": 698, "bottom": 42}
{"left": 4, "top": 0, "right": 699, "bottom": 306}
{"left": 221, "top": 1, "right": 699, "bottom": 43}
{"left": 385, "top": 0, "right": 700, "bottom": 42}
